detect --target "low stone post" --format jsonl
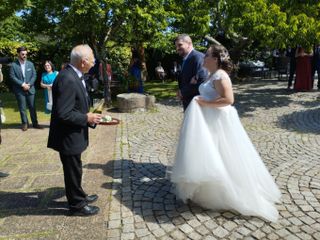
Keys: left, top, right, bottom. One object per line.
{"left": 117, "top": 93, "right": 156, "bottom": 113}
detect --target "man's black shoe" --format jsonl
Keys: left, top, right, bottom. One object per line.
{"left": 33, "top": 124, "right": 43, "bottom": 129}
{"left": 86, "top": 194, "right": 98, "bottom": 203}
{"left": 0, "top": 172, "right": 9, "bottom": 178}
{"left": 21, "top": 124, "right": 28, "bottom": 131}
{"left": 69, "top": 205, "right": 100, "bottom": 216}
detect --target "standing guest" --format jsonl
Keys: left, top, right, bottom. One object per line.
{"left": 9, "top": 46, "right": 42, "bottom": 131}
{"left": 170, "top": 45, "right": 281, "bottom": 222}
{"left": 40, "top": 60, "right": 58, "bottom": 113}
{"left": 155, "top": 61, "right": 166, "bottom": 82}
{"left": 0, "top": 64, "right": 3, "bottom": 144}
{"left": 171, "top": 61, "right": 181, "bottom": 80}
{"left": 141, "top": 62, "right": 148, "bottom": 82}
{"left": 312, "top": 44, "right": 320, "bottom": 89}
{"left": 294, "top": 47, "right": 313, "bottom": 91}
{"left": 287, "top": 47, "right": 296, "bottom": 89}
{"left": 129, "top": 58, "right": 143, "bottom": 93}
{"left": 61, "top": 62, "right": 68, "bottom": 70}
{"left": 175, "top": 34, "right": 207, "bottom": 110}
{"left": 0, "top": 57, "right": 11, "bottom": 144}
{"left": 47, "top": 44, "right": 102, "bottom": 216}
{"left": 0, "top": 64, "right": 3, "bottom": 82}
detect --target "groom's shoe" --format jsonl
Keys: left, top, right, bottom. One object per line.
{"left": 69, "top": 205, "right": 100, "bottom": 216}
{"left": 86, "top": 194, "right": 98, "bottom": 203}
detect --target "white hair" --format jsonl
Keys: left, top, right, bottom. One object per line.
{"left": 70, "top": 44, "right": 93, "bottom": 65}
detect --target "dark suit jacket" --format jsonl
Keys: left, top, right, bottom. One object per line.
{"left": 178, "top": 49, "right": 207, "bottom": 109}
{"left": 48, "top": 65, "right": 91, "bottom": 155}
{"left": 9, "top": 60, "right": 37, "bottom": 95}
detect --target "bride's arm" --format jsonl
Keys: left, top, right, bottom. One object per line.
{"left": 196, "top": 77, "right": 234, "bottom": 107}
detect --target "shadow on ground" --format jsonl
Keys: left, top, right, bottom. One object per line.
{"left": 84, "top": 160, "right": 248, "bottom": 224}
{"left": 1, "top": 123, "right": 50, "bottom": 129}
{"left": 277, "top": 107, "right": 320, "bottom": 134}
{"left": 0, "top": 187, "right": 69, "bottom": 217}
{"left": 234, "top": 85, "right": 293, "bottom": 117}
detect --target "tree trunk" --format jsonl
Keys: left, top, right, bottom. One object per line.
{"left": 95, "top": 41, "right": 112, "bottom": 107}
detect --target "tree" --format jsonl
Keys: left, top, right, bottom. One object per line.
{"left": 20, "top": 0, "right": 174, "bottom": 104}
{"left": 224, "top": 0, "right": 320, "bottom": 50}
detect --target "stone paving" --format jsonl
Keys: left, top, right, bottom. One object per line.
{"left": 107, "top": 80, "right": 320, "bottom": 240}
{"left": 0, "top": 79, "right": 320, "bottom": 239}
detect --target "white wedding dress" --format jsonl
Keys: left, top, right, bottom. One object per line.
{"left": 170, "top": 70, "right": 281, "bottom": 222}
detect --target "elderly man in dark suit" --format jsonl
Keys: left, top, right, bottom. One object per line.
{"left": 48, "top": 44, "right": 102, "bottom": 216}
{"left": 175, "top": 34, "right": 207, "bottom": 110}
{"left": 9, "top": 46, "right": 42, "bottom": 131}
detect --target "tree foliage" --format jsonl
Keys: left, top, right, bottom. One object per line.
{"left": 1, "top": 0, "right": 319, "bottom": 69}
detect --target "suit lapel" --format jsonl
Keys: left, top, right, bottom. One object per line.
{"left": 68, "top": 67, "right": 90, "bottom": 110}
{"left": 15, "top": 60, "right": 24, "bottom": 81}
{"left": 24, "top": 61, "right": 29, "bottom": 83}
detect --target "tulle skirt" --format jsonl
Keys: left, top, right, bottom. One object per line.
{"left": 170, "top": 98, "right": 281, "bottom": 222}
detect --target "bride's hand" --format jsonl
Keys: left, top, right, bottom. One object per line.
{"left": 195, "top": 96, "right": 207, "bottom": 106}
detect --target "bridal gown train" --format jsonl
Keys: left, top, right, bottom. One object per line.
{"left": 170, "top": 70, "right": 281, "bottom": 222}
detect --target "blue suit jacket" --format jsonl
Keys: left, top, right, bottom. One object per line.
{"left": 178, "top": 49, "right": 207, "bottom": 109}
{"left": 9, "top": 60, "right": 37, "bottom": 95}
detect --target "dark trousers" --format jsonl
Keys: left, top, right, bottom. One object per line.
{"left": 59, "top": 153, "right": 87, "bottom": 210}
{"left": 14, "top": 92, "right": 38, "bottom": 125}
{"left": 288, "top": 62, "right": 296, "bottom": 88}
{"left": 182, "top": 98, "right": 193, "bottom": 111}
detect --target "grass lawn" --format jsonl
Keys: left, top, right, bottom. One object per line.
{"left": 1, "top": 89, "right": 51, "bottom": 127}
{"left": 0, "top": 80, "right": 178, "bottom": 126}
{"left": 144, "top": 80, "right": 178, "bottom": 100}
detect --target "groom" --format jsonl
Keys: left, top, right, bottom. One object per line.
{"left": 175, "top": 34, "right": 207, "bottom": 110}
{"left": 48, "top": 44, "right": 102, "bottom": 216}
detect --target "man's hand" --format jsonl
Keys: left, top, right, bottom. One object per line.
{"left": 87, "top": 113, "right": 102, "bottom": 125}
{"left": 190, "top": 75, "right": 198, "bottom": 84}
{"left": 22, "top": 83, "right": 30, "bottom": 91}
{"left": 176, "top": 90, "right": 183, "bottom": 100}
{"left": 195, "top": 96, "right": 209, "bottom": 107}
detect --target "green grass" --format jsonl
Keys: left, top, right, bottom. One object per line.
{"left": 0, "top": 80, "right": 177, "bottom": 126}
{"left": 1, "top": 89, "right": 51, "bottom": 126}
{"left": 144, "top": 80, "right": 178, "bottom": 100}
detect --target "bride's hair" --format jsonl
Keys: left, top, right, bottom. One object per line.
{"left": 209, "top": 45, "right": 233, "bottom": 73}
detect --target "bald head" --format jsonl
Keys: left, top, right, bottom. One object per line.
{"left": 70, "top": 44, "right": 95, "bottom": 73}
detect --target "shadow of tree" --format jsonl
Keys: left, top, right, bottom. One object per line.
{"left": 234, "top": 85, "right": 293, "bottom": 117}
{"left": 0, "top": 187, "right": 69, "bottom": 216}
{"left": 277, "top": 108, "right": 320, "bottom": 134}
{"left": 1, "top": 123, "right": 50, "bottom": 129}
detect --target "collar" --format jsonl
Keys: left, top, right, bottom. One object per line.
{"left": 69, "top": 64, "right": 83, "bottom": 79}
{"left": 183, "top": 48, "right": 194, "bottom": 61}
{"left": 19, "top": 59, "right": 26, "bottom": 65}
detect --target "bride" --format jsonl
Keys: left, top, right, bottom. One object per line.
{"left": 170, "top": 45, "right": 281, "bottom": 222}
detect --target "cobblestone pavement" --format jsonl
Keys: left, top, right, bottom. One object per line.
{"left": 0, "top": 80, "right": 320, "bottom": 239}
{"left": 107, "top": 80, "right": 320, "bottom": 240}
